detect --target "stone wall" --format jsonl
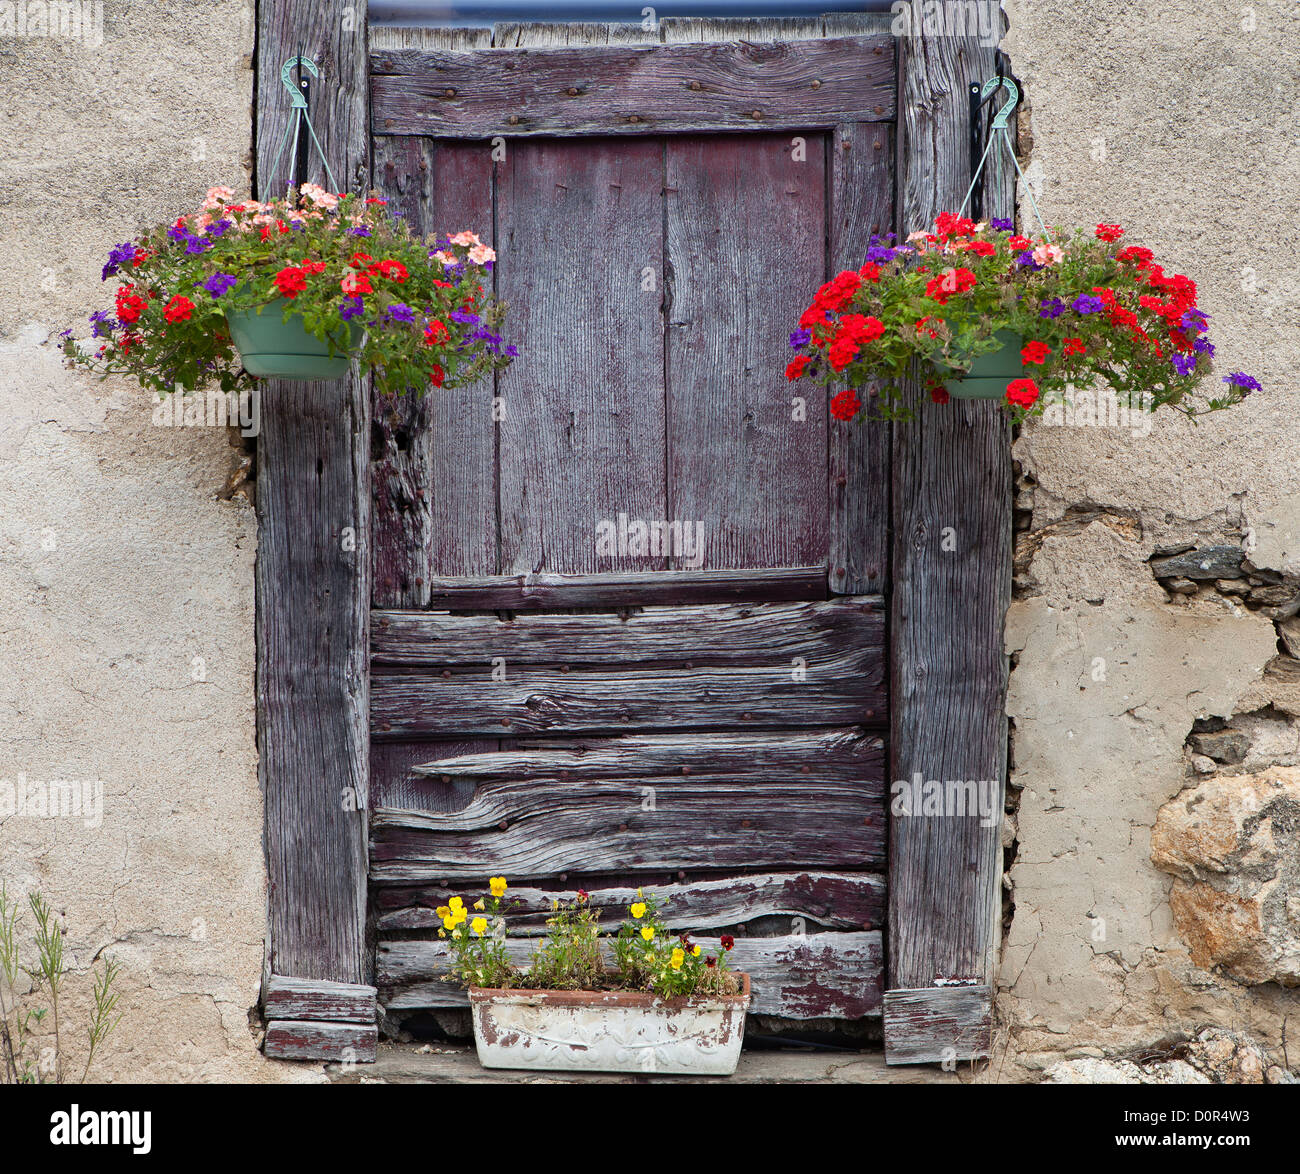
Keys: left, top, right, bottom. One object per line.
{"left": 0, "top": 1, "right": 289, "bottom": 1081}
{"left": 996, "top": 0, "right": 1300, "bottom": 1079}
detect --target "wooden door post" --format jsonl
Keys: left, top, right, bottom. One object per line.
{"left": 255, "top": 1, "right": 377, "bottom": 1060}
{"left": 884, "top": 25, "right": 1014, "bottom": 1063}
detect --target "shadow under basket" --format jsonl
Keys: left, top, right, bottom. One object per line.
{"left": 944, "top": 330, "right": 1025, "bottom": 399}
{"left": 225, "top": 299, "right": 361, "bottom": 380}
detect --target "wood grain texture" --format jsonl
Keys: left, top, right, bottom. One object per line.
{"left": 371, "top": 653, "right": 885, "bottom": 739}
{"left": 828, "top": 120, "right": 894, "bottom": 595}
{"left": 882, "top": 985, "right": 993, "bottom": 1065}
{"left": 371, "top": 763, "right": 885, "bottom": 881}
{"left": 264, "top": 975, "right": 377, "bottom": 1023}
{"left": 264, "top": 1021, "right": 379, "bottom": 1063}
{"left": 256, "top": 0, "right": 371, "bottom": 992}
{"left": 378, "top": 931, "right": 883, "bottom": 1018}
{"left": 420, "top": 566, "right": 828, "bottom": 609}
{"left": 495, "top": 136, "right": 666, "bottom": 576}
{"left": 370, "top": 36, "right": 895, "bottom": 138}
{"left": 373, "top": 597, "right": 882, "bottom": 668}
{"left": 374, "top": 871, "right": 886, "bottom": 933}
{"left": 664, "top": 130, "right": 827, "bottom": 570}
{"left": 887, "top": 28, "right": 1011, "bottom": 1025}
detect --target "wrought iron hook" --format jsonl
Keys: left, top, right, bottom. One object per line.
{"left": 279, "top": 55, "right": 319, "bottom": 109}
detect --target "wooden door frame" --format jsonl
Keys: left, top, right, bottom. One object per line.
{"left": 253, "top": 3, "right": 1011, "bottom": 1066}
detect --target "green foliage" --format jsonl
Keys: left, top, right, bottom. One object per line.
{"left": 525, "top": 895, "right": 605, "bottom": 991}
{"left": 0, "top": 883, "right": 123, "bottom": 1084}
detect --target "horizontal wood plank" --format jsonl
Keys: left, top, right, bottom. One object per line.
{"left": 378, "top": 932, "right": 882, "bottom": 1018}
{"left": 882, "top": 985, "right": 993, "bottom": 1065}
{"left": 373, "top": 870, "right": 885, "bottom": 933}
{"left": 409, "top": 728, "right": 884, "bottom": 783}
{"left": 263, "top": 975, "right": 377, "bottom": 1023}
{"left": 371, "top": 759, "right": 885, "bottom": 882}
{"left": 420, "top": 566, "right": 829, "bottom": 610}
{"left": 372, "top": 656, "right": 884, "bottom": 738}
{"left": 371, "top": 36, "right": 895, "bottom": 137}
{"left": 264, "top": 1020, "right": 378, "bottom": 1063}
{"left": 374, "top": 597, "right": 882, "bottom": 668}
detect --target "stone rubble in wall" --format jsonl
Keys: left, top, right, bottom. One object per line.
{"left": 1044, "top": 1028, "right": 1296, "bottom": 1084}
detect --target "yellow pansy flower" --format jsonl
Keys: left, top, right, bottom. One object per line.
{"left": 436, "top": 905, "right": 451, "bottom": 920}
{"left": 630, "top": 902, "right": 646, "bottom": 919}
{"left": 471, "top": 916, "right": 488, "bottom": 936}
{"left": 449, "top": 896, "right": 465, "bottom": 912}
{"left": 472, "top": 898, "right": 486, "bottom": 911}
{"left": 692, "top": 944, "right": 701, "bottom": 957}
{"left": 489, "top": 876, "right": 508, "bottom": 897}
{"left": 641, "top": 926, "right": 654, "bottom": 941}
{"left": 670, "top": 948, "right": 685, "bottom": 970}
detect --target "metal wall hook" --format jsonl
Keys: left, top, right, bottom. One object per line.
{"left": 979, "top": 74, "right": 1020, "bottom": 130}
{"left": 280, "top": 55, "right": 319, "bottom": 109}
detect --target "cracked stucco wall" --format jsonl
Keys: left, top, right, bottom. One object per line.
{"left": 0, "top": 2, "right": 299, "bottom": 1081}
{"left": 996, "top": 0, "right": 1300, "bottom": 1077}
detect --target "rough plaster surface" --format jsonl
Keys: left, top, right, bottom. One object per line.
{"left": 0, "top": 2, "right": 300, "bottom": 1081}
{"left": 996, "top": 0, "right": 1300, "bottom": 1079}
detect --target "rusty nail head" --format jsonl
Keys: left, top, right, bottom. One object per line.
{"left": 619, "top": 822, "right": 628, "bottom": 831}
{"left": 677, "top": 870, "right": 686, "bottom": 880}
{"left": 874, "top": 104, "right": 884, "bottom": 115}
{"left": 384, "top": 118, "right": 394, "bottom": 128}
{"left": 751, "top": 110, "right": 762, "bottom": 119}
{"left": 741, "top": 819, "right": 752, "bottom": 828}
{"left": 810, "top": 78, "right": 821, "bottom": 89}
{"left": 508, "top": 114, "right": 519, "bottom": 125}
{"left": 681, "top": 766, "right": 690, "bottom": 775}
{"left": 873, "top": 140, "right": 882, "bottom": 150}
{"left": 498, "top": 819, "right": 508, "bottom": 830}
{"left": 865, "top": 709, "right": 875, "bottom": 719}
{"left": 566, "top": 86, "right": 579, "bottom": 96}
{"left": 444, "top": 87, "right": 456, "bottom": 98}
{"left": 835, "top": 567, "right": 846, "bottom": 577}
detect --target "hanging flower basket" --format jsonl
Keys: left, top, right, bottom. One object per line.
{"left": 785, "top": 213, "right": 1262, "bottom": 422}
{"left": 225, "top": 298, "right": 363, "bottom": 380}
{"left": 63, "top": 184, "right": 516, "bottom": 398}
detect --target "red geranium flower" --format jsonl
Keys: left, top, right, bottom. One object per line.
{"left": 930, "top": 384, "right": 950, "bottom": 404}
{"left": 830, "top": 388, "right": 860, "bottom": 421}
{"left": 785, "top": 355, "right": 811, "bottom": 380}
{"left": 163, "top": 295, "right": 194, "bottom": 323}
{"left": 1005, "top": 378, "right": 1040, "bottom": 409}
{"left": 340, "top": 273, "right": 372, "bottom": 296}
{"left": 1062, "top": 337, "right": 1086, "bottom": 357}
{"left": 964, "top": 240, "right": 997, "bottom": 257}
{"left": 425, "top": 319, "right": 450, "bottom": 346}
{"left": 827, "top": 336, "right": 860, "bottom": 372}
{"left": 274, "top": 266, "right": 308, "bottom": 298}
{"left": 114, "top": 285, "right": 147, "bottom": 324}
{"left": 1095, "top": 223, "right": 1124, "bottom": 242}
{"left": 302, "top": 260, "right": 327, "bottom": 275}
{"left": 375, "top": 259, "right": 408, "bottom": 283}
{"left": 430, "top": 364, "right": 445, "bottom": 387}
{"left": 924, "top": 267, "right": 977, "bottom": 305}
{"left": 1020, "top": 340, "right": 1052, "bottom": 365}
{"left": 858, "top": 261, "right": 881, "bottom": 282}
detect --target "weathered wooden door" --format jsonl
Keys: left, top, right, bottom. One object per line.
{"left": 365, "top": 18, "right": 896, "bottom": 1030}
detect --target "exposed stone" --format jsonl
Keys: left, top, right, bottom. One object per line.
{"left": 1190, "top": 754, "right": 1218, "bottom": 775}
{"left": 1043, "top": 1029, "right": 1288, "bottom": 1085}
{"left": 1187, "top": 728, "right": 1250, "bottom": 764}
{"left": 1044, "top": 1056, "right": 1210, "bottom": 1084}
{"left": 1165, "top": 577, "right": 1199, "bottom": 595}
{"left": 1149, "top": 545, "right": 1244, "bottom": 582}
{"left": 1151, "top": 768, "right": 1300, "bottom": 986}
{"left": 1247, "top": 583, "right": 1300, "bottom": 608}
{"left": 1215, "top": 579, "right": 1251, "bottom": 595}
{"left": 1279, "top": 617, "right": 1300, "bottom": 659}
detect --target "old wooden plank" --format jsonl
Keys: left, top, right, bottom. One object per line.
{"left": 495, "top": 136, "right": 666, "bottom": 576}
{"left": 887, "top": 26, "right": 1011, "bottom": 1029}
{"left": 373, "top": 871, "right": 886, "bottom": 933}
{"left": 371, "top": 653, "right": 885, "bottom": 738}
{"left": 371, "top": 769, "right": 885, "bottom": 881}
{"left": 664, "top": 130, "right": 828, "bottom": 570}
{"left": 256, "top": 0, "right": 370, "bottom": 988}
{"left": 371, "top": 129, "right": 499, "bottom": 598}
{"left": 828, "top": 120, "right": 894, "bottom": 595}
{"left": 370, "top": 36, "right": 896, "bottom": 137}
{"left": 264, "top": 1021, "right": 379, "bottom": 1063}
{"left": 378, "top": 931, "right": 883, "bottom": 1019}
{"left": 264, "top": 975, "right": 377, "bottom": 1023}
{"left": 372, "top": 596, "right": 883, "bottom": 668}
{"left": 408, "top": 727, "right": 884, "bottom": 783}
{"left": 421, "top": 566, "right": 829, "bottom": 609}
{"left": 370, "top": 736, "right": 494, "bottom": 811}
{"left": 882, "top": 986, "right": 993, "bottom": 1065}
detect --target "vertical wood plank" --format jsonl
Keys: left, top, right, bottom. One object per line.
{"left": 663, "top": 133, "right": 827, "bottom": 570}
{"left": 828, "top": 120, "right": 894, "bottom": 595}
{"left": 495, "top": 136, "right": 667, "bottom": 575}
{"left": 256, "top": 1, "right": 371, "bottom": 988}
{"left": 887, "top": 26, "right": 1012, "bottom": 1059}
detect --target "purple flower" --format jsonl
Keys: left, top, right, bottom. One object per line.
{"left": 1179, "top": 308, "right": 1208, "bottom": 334}
{"left": 505, "top": 344, "right": 519, "bottom": 357}
{"left": 1171, "top": 353, "right": 1198, "bottom": 376}
{"left": 101, "top": 242, "right": 136, "bottom": 280}
{"left": 1016, "top": 251, "right": 1042, "bottom": 271}
{"left": 990, "top": 218, "right": 1014, "bottom": 231}
{"left": 184, "top": 236, "right": 211, "bottom": 256}
{"left": 58, "top": 327, "right": 72, "bottom": 340}
{"left": 1222, "top": 372, "right": 1262, "bottom": 395}
{"left": 205, "top": 219, "right": 233, "bottom": 238}
{"left": 290, "top": 220, "right": 306, "bottom": 232}
{"left": 1071, "top": 294, "right": 1104, "bottom": 314}
{"left": 789, "top": 328, "right": 812, "bottom": 348}
{"left": 387, "top": 302, "right": 416, "bottom": 324}
{"left": 167, "top": 223, "right": 189, "bottom": 243}
{"left": 202, "top": 272, "right": 238, "bottom": 299}
{"left": 347, "top": 226, "right": 372, "bottom": 237}
{"left": 450, "top": 310, "right": 480, "bottom": 325}
{"left": 339, "top": 296, "right": 365, "bottom": 321}
{"left": 1193, "top": 337, "right": 1215, "bottom": 358}
{"left": 866, "top": 246, "right": 898, "bottom": 264}
{"left": 89, "top": 309, "right": 118, "bottom": 338}
{"left": 1038, "top": 298, "right": 1066, "bottom": 319}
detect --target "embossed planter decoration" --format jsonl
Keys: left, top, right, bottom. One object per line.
{"left": 469, "top": 973, "right": 751, "bottom": 1076}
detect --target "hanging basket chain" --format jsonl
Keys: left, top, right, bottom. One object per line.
{"left": 265, "top": 56, "right": 342, "bottom": 197}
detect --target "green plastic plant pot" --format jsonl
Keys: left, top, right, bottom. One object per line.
{"left": 944, "top": 330, "right": 1025, "bottom": 399}
{"left": 225, "top": 299, "right": 362, "bottom": 380}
